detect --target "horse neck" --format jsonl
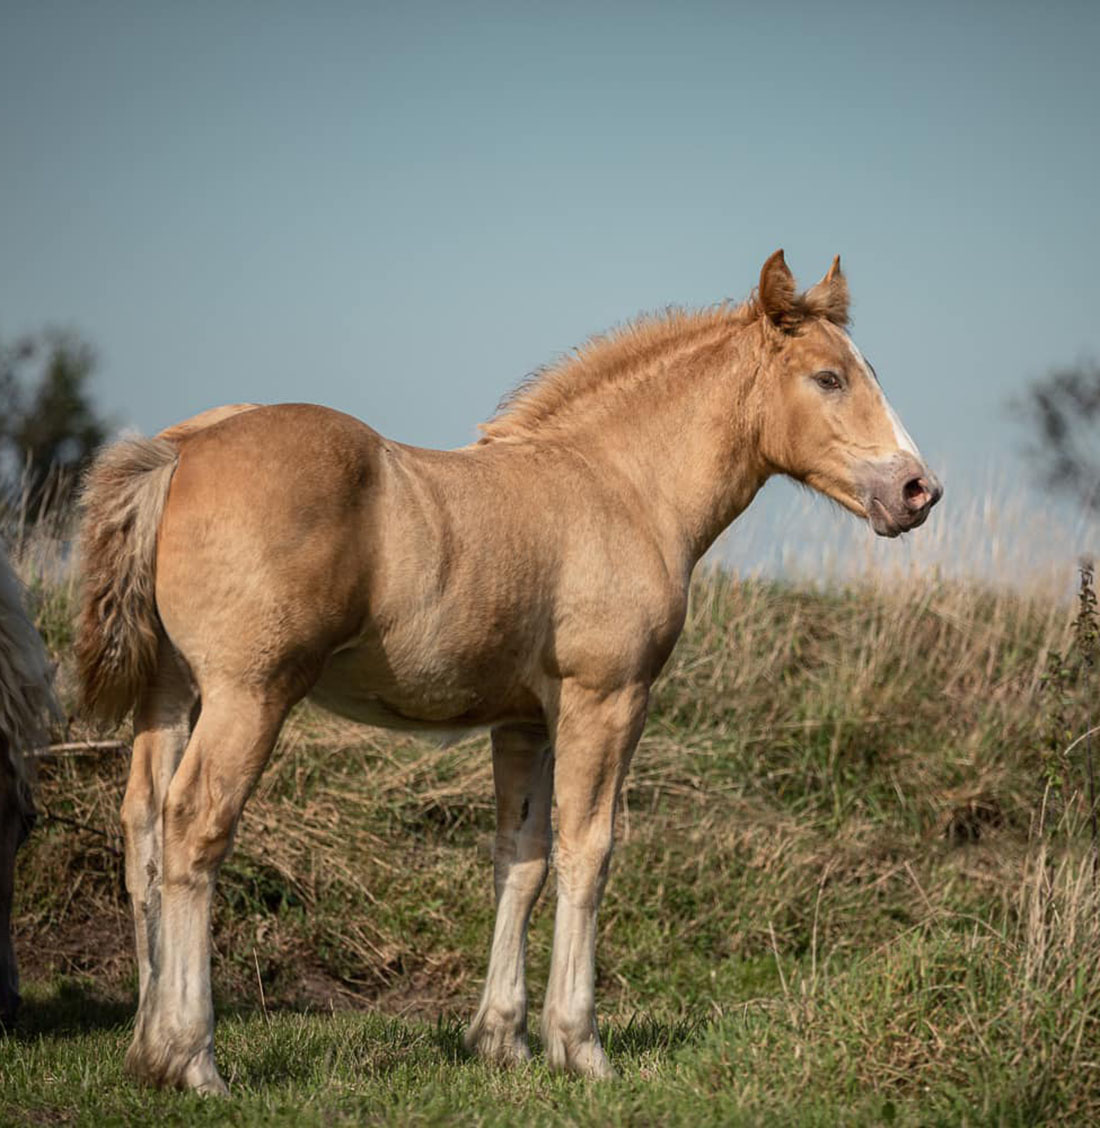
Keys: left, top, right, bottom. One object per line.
{"left": 558, "top": 324, "right": 772, "bottom": 569}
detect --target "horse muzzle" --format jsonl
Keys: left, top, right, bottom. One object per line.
{"left": 862, "top": 455, "right": 943, "bottom": 538}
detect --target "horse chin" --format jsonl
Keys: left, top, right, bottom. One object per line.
{"left": 868, "top": 498, "right": 904, "bottom": 538}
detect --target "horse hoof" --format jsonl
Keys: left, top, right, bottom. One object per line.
{"left": 191, "top": 1071, "right": 229, "bottom": 1096}
{"left": 125, "top": 1036, "right": 226, "bottom": 1095}
{"left": 465, "top": 1025, "right": 532, "bottom": 1067}
{"left": 570, "top": 1041, "right": 616, "bottom": 1080}
{"left": 542, "top": 1025, "right": 616, "bottom": 1080}
{"left": 179, "top": 1049, "right": 227, "bottom": 1095}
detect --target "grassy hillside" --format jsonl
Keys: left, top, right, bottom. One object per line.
{"left": 4, "top": 549, "right": 1100, "bottom": 1125}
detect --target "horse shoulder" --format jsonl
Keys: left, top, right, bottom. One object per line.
{"left": 551, "top": 537, "right": 688, "bottom": 687}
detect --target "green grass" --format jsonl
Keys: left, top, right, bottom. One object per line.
{"left": 5, "top": 565, "right": 1100, "bottom": 1124}
{"left": 5, "top": 921, "right": 1094, "bottom": 1128}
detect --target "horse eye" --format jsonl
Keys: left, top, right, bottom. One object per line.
{"left": 814, "top": 371, "right": 842, "bottom": 391}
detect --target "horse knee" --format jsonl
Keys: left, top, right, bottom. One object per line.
{"left": 555, "top": 832, "right": 614, "bottom": 904}
{"left": 510, "top": 854, "right": 550, "bottom": 897}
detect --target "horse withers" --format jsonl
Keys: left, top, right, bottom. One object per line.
{"left": 75, "top": 251, "right": 941, "bottom": 1092}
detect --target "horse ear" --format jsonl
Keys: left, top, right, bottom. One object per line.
{"left": 758, "top": 249, "right": 800, "bottom": 330}
{"left": 804, "top": 255, "right": 850, "bottom": 326}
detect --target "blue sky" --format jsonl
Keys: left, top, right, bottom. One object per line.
{"left": 2, "top": 1, "right": 1098, "bottom": 571}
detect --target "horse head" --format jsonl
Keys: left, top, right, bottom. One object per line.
{"left": 754, "top": 250, "right": 942, "bottom": 537}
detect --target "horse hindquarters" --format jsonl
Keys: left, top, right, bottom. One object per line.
{"left": 114, "top": 408, "right": 371, "bottom": 1091}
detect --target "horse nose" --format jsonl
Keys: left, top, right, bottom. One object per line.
{"left": 903, "top": 474, "right": 942, "bottom": 514}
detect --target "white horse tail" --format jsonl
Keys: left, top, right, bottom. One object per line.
{"left": 0, "top": 550, "right": 60, "bottom": 807}
{"left": 76, "top": 436, "right": 179, "bottom": 724}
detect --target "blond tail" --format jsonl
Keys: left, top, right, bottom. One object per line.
{"left": 76, "top": 436, "right": 179, "bottom": 724}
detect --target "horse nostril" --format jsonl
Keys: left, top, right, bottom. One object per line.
{"left": 903, "top": 477, "right": 932, "bottom": 511}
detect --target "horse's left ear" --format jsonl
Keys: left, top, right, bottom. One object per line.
{"left": 804, "top": 255, "right": 850, "bottom": 326}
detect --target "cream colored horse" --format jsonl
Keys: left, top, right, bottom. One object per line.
{"left": 76, "top": 251, "right": 941, "bottom": 1092}
{"left": 0, "top": 550, "right": 60, "bottom": 1024}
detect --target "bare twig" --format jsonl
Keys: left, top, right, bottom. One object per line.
{"left": 767, "top": 921, "right": 790, "bottom": 1000}
{"left": 254, "top": 948, "right": 270, "bottom": 1024}
{"left": 1059, "top": 726, "right": 1100, "bottom": 764}
{"left": 27, "top": 740, "right": 129, "bottom": 760}
{"left": 38, "top": 805, "right": 122, "bottom": 856}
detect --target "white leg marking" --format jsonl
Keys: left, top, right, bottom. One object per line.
{"left": 132, "top": 696, "right": 281, "bottom": 1094}
{"left": 543, "top": 883, "right": 613, "bottom": 1078}
{"left": 541, "top": 682, "right": 647, "bottom": 1080}
{"left": 467, "top": 731, "right": 553, "bottom": 1066}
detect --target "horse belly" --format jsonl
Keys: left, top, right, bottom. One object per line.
{"left": 308, "top": 638, "right": 542, "bottom": 732}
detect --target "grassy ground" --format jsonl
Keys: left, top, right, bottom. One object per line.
{"left": 3, "top": 559, "right": 1100, "bottom": 1125}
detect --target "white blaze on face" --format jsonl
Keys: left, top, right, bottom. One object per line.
{"left": 841, "top": 330, "right": 922, "bottom": 459}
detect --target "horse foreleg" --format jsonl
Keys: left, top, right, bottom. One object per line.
{"left": 541, "top": 681, "right": 647, "bottom": 1080}
{"left": 465, "top": 723, "right": 553, "bottom": 1066}
{"left": 131, "top": 690, "right": 285, "bottom": 1095}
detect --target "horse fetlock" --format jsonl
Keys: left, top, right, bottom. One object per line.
{"left": 123, "top": 1034, "right": 147, "bottom": 1081}
{"left": 126, "top": 998, "right": 155, "bottom": 1060}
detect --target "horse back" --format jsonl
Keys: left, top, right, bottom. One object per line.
{"left": 154, "top": 402, "right": 684, "bottom": 725}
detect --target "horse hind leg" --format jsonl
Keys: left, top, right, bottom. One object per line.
{"left": 131, "top": 687, "right": 287, "bottom": 1094}
{"left": 121, "top": 640, "right": 197, "bottom": 1077}
{"left": 465, "top": 723, "right": 553, "bottom": 1066}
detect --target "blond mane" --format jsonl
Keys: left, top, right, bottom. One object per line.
{"left": 479, "top": 253, "right": 852, "bottom": 444}
{"left": 479, "top": 299, "right": 763, "bottom": 442}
